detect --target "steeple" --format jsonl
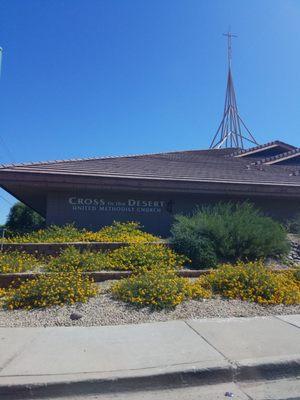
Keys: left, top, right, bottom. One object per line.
{"left": 210, "top": 30, "right": 258, "bottom": 149}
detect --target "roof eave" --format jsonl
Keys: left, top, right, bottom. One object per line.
{"left": 1, "top": 170, "right": 300, "bottom": 198}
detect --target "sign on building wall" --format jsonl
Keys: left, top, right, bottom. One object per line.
{"left": 46, "top": 192, "right": 174, "bottom": 236}
{"left": 46, "top": 190, "right": 300, "bottom": 237}
{"left": 68, "top": 197, "right": 168, "bottom": 214}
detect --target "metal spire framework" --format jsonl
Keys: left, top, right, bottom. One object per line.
{"left": 210, "top": 31, "right": 258, "bottom": 149}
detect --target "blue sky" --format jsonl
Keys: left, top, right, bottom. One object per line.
{"left": 0, "top": 0, "right": 300, "bottom": 223}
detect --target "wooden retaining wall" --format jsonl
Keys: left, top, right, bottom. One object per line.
{"left": 0, "top": 269, "right": 211, "bottom": 289}
{"left": 0, "top": 241, "right": 171, "bottom": 256}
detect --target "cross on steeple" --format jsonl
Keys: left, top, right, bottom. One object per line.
{"left": 223, "top": 29, "right": 237, "bottom": 68}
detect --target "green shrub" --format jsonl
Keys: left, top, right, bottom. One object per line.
{"left": 0, "top": 251, "right": 39, "bottom": 273}
{"left": 46, "top": 247, "right": 108, "bottom": 272}
{"left": 171, "top": 202, "right": 289, "bottom": 267}
{"left": 111, "top": 266, "right": 209, "bottom": 309}
{"left": 5, "top": 272, "right": 98, "bottom": 310}
{"left": 106, "top": 244, "right": 188, "bottom": 273}
{"left": 170, "top": 223, "right": 217, "bottom": 268}
{"left": 200, "top": 261, "right": 300, "bottom": 305}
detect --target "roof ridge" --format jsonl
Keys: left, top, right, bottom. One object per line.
{"left": 0, "top": 151, "right": 165, "bottom": 169}
{"left": 249, "top": 147, "right": 300, "bottom": 166}
{"left": 0, "top": 147, "right": 232, "bottom": 170}
{"left": 228, "top": 140, "right": 296, "bottom": 158}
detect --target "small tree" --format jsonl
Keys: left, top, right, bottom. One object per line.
{"left": 6, "top": 202, "right": 45, "bottom": 234}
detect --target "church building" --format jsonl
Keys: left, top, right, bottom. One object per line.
{"left": 0, "top": 33, "right": 299, "bottom": 236}
{"left": 0, "top": 140, "right": 299, "bottom": 236}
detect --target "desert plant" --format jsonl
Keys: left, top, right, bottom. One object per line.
{"left": 111, "top": 266, "right": 200, "bottom": 309}
{"left": 45, "top": 244, "right": 187, "bottom": 273}
{"left": 6, "top": 224, "right": 86, "bottom": 243}
{"left": 46, "top": 247, "right": 108, "bottom": 272}
{"left": 87, "top": 221, "right": 158, "bottom": 243}
{"left": 5, "top": 272, "right": 98, "bottom": 310}
{"left": 171, "top": 202, "right": 289, "bottom": 267}
{"left": 184, "top": 278, "right": 212, "bottom": 300}
{"left": 5, "top": 222, "right": 159, "bottom": 244}
{"left": 200, "top": 261, "right": 300, "bottom": 305}
{"left": 0, "top": 251, "right": 39, "bottom": 273}
{"left": 170, "top": 223, "right": 217, "bottom": 269}
{"left": 106, "top": 244, "right": 189, "bottom": 273}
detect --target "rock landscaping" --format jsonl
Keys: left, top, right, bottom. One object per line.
{"left": 0, "top": 280, "right": 300, "bottom": 328}
{"left": 0, "top": 211, "right": 300, "bottom": 327}
{"left": 287, "top": 234, "right": 300, "bottom": 263}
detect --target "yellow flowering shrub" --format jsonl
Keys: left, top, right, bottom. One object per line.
{"left": 0, "top": 288, "right": 7, "bottom": 298}
{"left": 5, "top": 224, "right": 84, "bottom": 243}
{"left": 86, "top": 222, "right": 158, "bottom": 243}
{"left": 5, "top": 272, "right": 98, "bottom": 310}
{"left": 46, "top": 247, "right": 108, "bottom": 272}
{"left": 106, "top": 244, "right": 189, "bottom": 273}
{"left": 201, "top": 261, "right": 300, "bottom": 305}
{"left": 0, "top": 251, "right": 39, "bottom": 273}
{"left": 186, "top": 278, "right": 212, "bottom": 300}
{"left": 111, "top": 267, "right": 193, "bottom": 309}
{"left": 273, "top": 270, "right": 300, "bottom": 304}
{"left": 5, "top": 222, "right": 158, "bottom": 244}
{"left": 44, "top": 244, "right": 188, "bottom": 273}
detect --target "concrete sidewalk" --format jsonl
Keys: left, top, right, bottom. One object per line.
{"left": 0, "top": 314, "right": 300, "bottom": 398}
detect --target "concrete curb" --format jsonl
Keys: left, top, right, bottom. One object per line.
{"left": 1, "top": 358, "right": 300, "bottom": 399}
{"left": 0, "top": 365, "right": 236, "bottom": 398}
{"left": 236, "top": 358, "right": 300, "bottom": 381}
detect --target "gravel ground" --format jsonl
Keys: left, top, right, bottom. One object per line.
{"left": 0, "top": 280, "right": 299, "bottom": 328}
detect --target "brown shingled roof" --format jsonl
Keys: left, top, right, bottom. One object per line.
{"left": 1, "top": 143, "right": 300, "bottom": 187}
